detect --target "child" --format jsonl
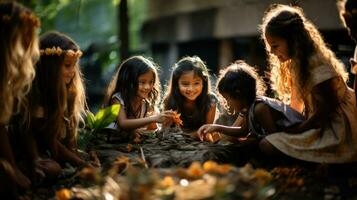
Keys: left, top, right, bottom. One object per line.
{"left": 0, "top": 1, "right": 40, "bottom": 197}
{"left": 259, "top": 4, "right": 357, "bottom": 163}
{"left": 197, "top": 61, "right": 304, "bottom": 143}
{"left": 16, "top": 31, "right": 93, "bottom": 175}
{"left": 163, "top": 56, "right": 218, "bottom": 132}
{"left": 337, "top": 0, "right": 357, "bottom": 101}
{"left": 103, "top": 56, "right": 174, "bottom": 136}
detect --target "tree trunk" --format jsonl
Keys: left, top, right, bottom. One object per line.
{"left": 118, "top": 0, "right": 129, "bottom": 61}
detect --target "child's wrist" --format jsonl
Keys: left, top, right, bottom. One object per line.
{"left": 151, "top": 114, "right": 159, "bottom": 123}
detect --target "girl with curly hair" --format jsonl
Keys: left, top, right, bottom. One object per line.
{"left": 260, "top": 4, "right": 357, "bottom": 163}
{"left": 0, "top": 1, "right": 40, "bottom": 197}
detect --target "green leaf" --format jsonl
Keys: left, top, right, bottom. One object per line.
{"left": 86, "top": 111, "right": 95, "bottom": 129}
{"left": 93, "top": 104, "right": 121, "bottom": 130}
{"left": 77, "top": 128, "right": 95, "bottom": 151}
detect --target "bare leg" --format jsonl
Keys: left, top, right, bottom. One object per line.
{"left": 259, "top": 138, "right": 285, "bottom": 157}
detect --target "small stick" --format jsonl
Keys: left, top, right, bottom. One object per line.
{"left": 140, "top": 147, "right": 148, "bottom": 168}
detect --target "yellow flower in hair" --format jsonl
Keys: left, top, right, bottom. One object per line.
{"left": 66, "top": 49, "right": 75, "bottom": 57}
{"left": 56, "top": 47, "right": 62, "bottom": 56}
{"left": 77, "top": 51, "right": 83, "bottom": 57}
{"left": 45, "top": 48, "right": 52, "bottom": 55}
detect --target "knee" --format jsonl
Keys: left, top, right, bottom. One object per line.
{"left": 259, "top": 138, "right": 275, "bottom": 156}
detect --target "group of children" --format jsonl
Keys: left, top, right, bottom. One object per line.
{"left": 1, "top": 1, "right": 357, "bottom": 199}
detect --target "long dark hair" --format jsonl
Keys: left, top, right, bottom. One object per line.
{"left": 104, "top": 56, "right": 160, "bottom": 117}
{"left": 217, "top": 60, "right": 266, "bottom": 112}
{"left": 24, "top": 31, "right": 86, "bottom": 157}
{"left": 163, "top": 56, "right": 212, "bottom": 130}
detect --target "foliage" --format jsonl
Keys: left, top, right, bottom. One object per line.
{"left": 77, "top": 104, "right": 121, "bottom": 150}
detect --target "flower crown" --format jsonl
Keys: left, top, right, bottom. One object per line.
{"left": 1, "top": 11, "right": 40, "bottom": 27}
{"left": 40, "top": 47, "right": 83, "bottom": 58}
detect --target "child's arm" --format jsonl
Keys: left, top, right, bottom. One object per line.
{"left": 0, "top": 125, "right": 31, "bottom": 189}
{"left": 253, "top": 102, "right": 278, "bottom": 134}
{"left": 205, "top": 104, "right": 217, "bottom": 124}
{"left": 197, "top": 123, "right": 247, "bottom": 141}
{"left": 56, "top": 140, "right": 87, "bottom": 167}
{"left": 116, "top": 106, "right": 174, "bottom": 131}
{"left": 290, "top": 85, "right": 304, "bottom": 113}
{"left": 286, "top": 78, "right": 339, "bottom": 133}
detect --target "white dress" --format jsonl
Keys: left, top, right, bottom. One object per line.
{"left": 265, "top": 64, "right": 357, "bottom": 163}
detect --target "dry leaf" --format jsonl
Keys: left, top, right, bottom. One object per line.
{"left": 56, "top": 188, "right": 71, "bottom": 200}
{"left": 172, "top": 111, "right": 183, "bottom": 126}
{"left": 147, "top": 122, "right": 158, "bottom": 130}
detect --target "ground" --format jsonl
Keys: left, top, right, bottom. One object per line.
{"left": 29, "top": 128, "right": 357, "bottom": 200}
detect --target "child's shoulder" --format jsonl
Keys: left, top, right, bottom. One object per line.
{"left": 307, "top": 62, "right": 340, "bottom": 91}
{"left": 110, "top": 92, "right": 125, "bottom": 106}
{"left": 252, "top": 98, "right": 272, "bottom": 116}
{"left": 208, "top": 93, "right": 218, "bottom": 104}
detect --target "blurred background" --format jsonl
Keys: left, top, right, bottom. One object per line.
{"left": 20, "top": 0, "right": 355, "bottom": 111}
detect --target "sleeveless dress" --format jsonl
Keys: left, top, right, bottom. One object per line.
{"left": 107, "top": 92, "right": 154, "bottom": 130}
{"left": 265, "top": 64, "right": 357, "bottom": 163}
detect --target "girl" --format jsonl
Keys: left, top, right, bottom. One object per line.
{"left": 198, "top": 61, "right": 304, "bottom": 143}
{"left": 0, "top": 1, "right": 40, "bottom": 197}
{"left": 103, "top": 56, "right": 173, "bottom": 136}
{"left": 260, "top": 4, "right": 357, "bottom": 163}
{"left": 17, "top": 31, "right": 91, "bottom": 175}
{"left": 163, "top": 56, "right": 218, "bottom": 132}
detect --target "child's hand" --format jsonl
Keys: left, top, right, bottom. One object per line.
{"left": 154, "top": 110, "right": 176, "bottom": 124}
{"left": 89, "top": 151, "right": 101, "bottom": 168}
{"left": 197, "top": 124, "right": 221, "bottom": 141}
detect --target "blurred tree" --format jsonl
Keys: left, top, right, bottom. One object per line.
{"left": 119, "top": 0, "right": 129, "bottom": 61}
{"left": 18, "top": 0, "right": 147, "bottom": 109}
{"left": 19, "top": 0, "right": 146, "bottom": 68}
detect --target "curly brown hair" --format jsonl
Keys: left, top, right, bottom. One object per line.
{"left": 260, "top": 4, "right": 348, "bottom": 103}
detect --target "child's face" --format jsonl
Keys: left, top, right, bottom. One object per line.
{"left": 62, "top": 56, "right": 78, "bottom": 84}
{"left": 137, "top": 71, "right": 155, "bottom": 99}
{"left": 178, "top": 70, "right": 203, "bottom": 101}
{"left": 221, "top": 92, "right": 244, "bottom": 113}
{"left": 265, "top": 33, "right": 290, "bottom": 62}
